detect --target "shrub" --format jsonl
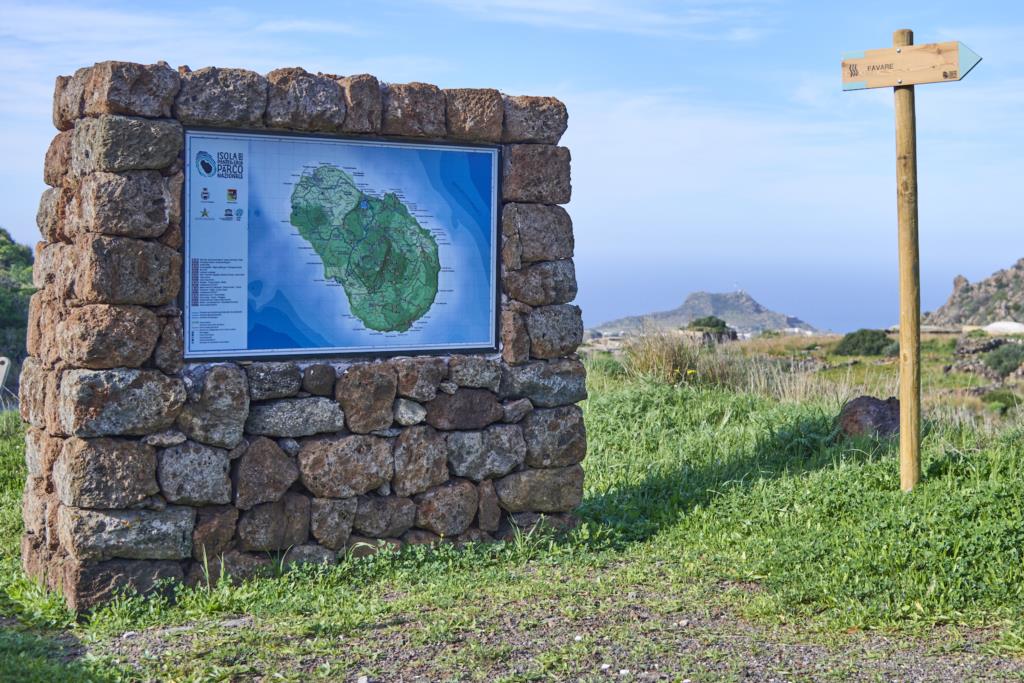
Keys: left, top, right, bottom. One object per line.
{"left": 687, "top": 315, "right": 729, "bottom": 332}
{"left": 982, "top": 388, "right": 1020, "bottom": 414}
{"left": 984, "top": 343, "right": 1024, "bottom": 378}
{"left": 833, "top": 329, "right": 893, "bottom": 356}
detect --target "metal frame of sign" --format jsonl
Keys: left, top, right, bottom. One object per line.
{"left": 181, "top": 127, "right": 502, "bottom": 361}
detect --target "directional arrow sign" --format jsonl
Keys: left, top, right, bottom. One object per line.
{"left": 842, "top": 41, "right": 981, "bottom": 90}
{"left": 842, "top": 30, "right": 983, "bottom": 492}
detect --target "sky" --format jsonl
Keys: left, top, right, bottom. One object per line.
{"left": 0, "top": 0, "right": 1021, "bottom": 332}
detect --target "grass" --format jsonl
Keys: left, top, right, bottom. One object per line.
{"left": 3, "top": 361, "right": 1024, "bottom": 678}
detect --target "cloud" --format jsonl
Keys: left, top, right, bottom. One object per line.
{"left": 425, "top": 0, "right": 769, "bottom": 39}
{"left": 252, "top": 20, "right": 363, "bottom": 37}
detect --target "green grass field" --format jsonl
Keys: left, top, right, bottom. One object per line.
{"left": 3, "top": 360, "right": 1024, "bottom": 680}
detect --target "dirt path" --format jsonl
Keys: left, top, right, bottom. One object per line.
{"left": 94, "top": 590, "right": 1024, "bottom": 681}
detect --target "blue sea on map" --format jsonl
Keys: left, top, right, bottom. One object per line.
{"left": 244, "top": 136, "right": 496, "bottom": 353}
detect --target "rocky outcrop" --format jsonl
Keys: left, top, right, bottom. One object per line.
{"left": 924, "top": 259, "right": 1024, "bottom": 327}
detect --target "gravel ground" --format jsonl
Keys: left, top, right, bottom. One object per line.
{"left": 95, "top": 588, "right": 1024, "bottom": 682}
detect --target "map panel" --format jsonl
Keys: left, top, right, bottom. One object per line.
{"left": 183, "top": 130, "right": 498, "bottom": 359}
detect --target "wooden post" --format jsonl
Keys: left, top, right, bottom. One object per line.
{"left": 893, "top": 28, "right": 921, "bottom": 491}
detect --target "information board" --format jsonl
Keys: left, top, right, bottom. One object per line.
{"left": 183, "top": 130, "right": 499, "bottom": 359}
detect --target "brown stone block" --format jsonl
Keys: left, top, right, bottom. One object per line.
{"left": 174, "top": 67, "right": 268, "bottom": 127}
{"left": 502, "top": 95, "right": 568, "bottom": 144}
{"left": 381, "top": 82, "right": 446, "bottom": 137}
{"left": 501, "top": 222, "right": 522, "bottom": 271}
{"left": 32, "top": 241, "right": 76, "bottom": 295}
{"left": 502, "top": 203, "right": 574, "bottom": 263}
{"left": 266, "top": 67, "right": 346, "bottom": 131}
{"left": 354, "top": 495, "right": 416, "bottom": 538}
{"left": 82, "top": 61, "right": 180, "bottom": 118}
{"left": 522, "top": 406, "right": 586, "bottom": 468}
{"left": 24, "top": 427, "right": 63, "bottom": 480}
{"left": 44, "top": 130, "right": 73, "bottom": 187}
{"left": 43, "top": 366, "right": 65, "bottom": 437}
{"left": 73, "top": 235, "right": 181, "bottom": 306}
{"left": 69, "top": 171, "right": 171, "bottom": 238}
{"left": 192, "top": 505, "right": 239, "bottom": 562}
{"left": 501, "top": 308, "right": 531, "bottom": 365}
{"left": 186, "top": 550, "right": 272, "bottom": 586}
{"left": 244, "top": 397, "right": 346, "bottom": 438}
{"left": 71, "top": 115, "right": 183, "bottom": 175}
{"left": 394, "top": 356, "right": 447, "bottom": 402}
{"left": 246, "top": 361, "right": 301, "bottom": 401}
{"left": 154, "top": 317, "right": 184, "bottom": 374}
{"left": 494, "top": 464, "right": 584, "bottom": 513}
{"left": 446, "top": 424, "right": 526, "bottom": 481}
{"left": 310, "top": 497, "right": 357, "bottom": 550}
{"left": 503, "top": 260, "right": 577, "bottom": 307}
{"left": 37, "top": 187, "right": 70, "bottom": 243}
{"left": 282, "top": 544, "right": 336, "bottom": 568}
{"left": 298, "top": 434, "right": 393, "bottom": 498}
{"left": 57, "top": 505, "right": 195, "bottom": 562}
{"left": 53, "top": 437, "right": 158, "bottom": 508}
{"left": 158, "top": 221, "right": 182, "bottom": 250}
{"left": 27, "top": 290, "right": 69, "bottom": 366}
{"left": 56, "top": 304, "right": 161, "bottom": 369}
{"left": 177, "top": 364, "right": 249, "bottom": 449}
{"left": 61, "top": 557, "right": 183, "bottom": 612}
{"left": 18, "top": 358, "right": 48, "bottom": 429}
{"left": 337, "top": 362, "right": 397, "bottom": 433}
{"left": 445, "top": 88, "right": 503, "bottom": 141}
{"left": 22, "top": 476, "right": 52, "bottom": 537}
{"left": 165, "top": 171, "right": 183, "bottom": 228}
{"left": 338, "top": 74, "right": 382, "bottom": 133}
{"left": 448, "top": 355, "right": 501, "bottom": 392}
{"left": 424, "top": 388, "right": 504, "bottom": 431}
{"left": 236, "top": 492, "right": 309, "bottom": 551}
{"left": 58, "top": 367, "right": 186, "bottom": 437}
{"left": 53, "top": 67, "right": 90, "bottom": 131}
{"left": 392, "top": 425, "right": 449, "bottom": 497}
{"left": 502, "top": 144, "right": 571, "bottom": 204}
{"left": 477, "top": 479, "right": 501, "bottom": 532}
{"left": 526, "top": 304, "right": 584, "bottom": 359}
{"left": 233, "top": 436, "right": 298, "bottom": 510}
{"left": 157, "top": 441, "right": 232, "bottom": 506}
{"left": 413, "top": 479, "right": 478, "bottom": 537}
{"left": 21, "top": 533, "right": 51, "bottom": 585}
{"left": 499, "top": 358, "right": 587, "bottom": 408}
{"left": 302, "top": 364, "right": 336, "bottom": 397}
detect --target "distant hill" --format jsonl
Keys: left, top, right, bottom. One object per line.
{"left": 924, "top": 258, "right": 1024, "bottom": 327}
{"left": 594, "top": 291, "right": 816, "bottom": 336}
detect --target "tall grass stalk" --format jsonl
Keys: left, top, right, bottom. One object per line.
{"left": 620, "top": 330, "right": 892, "bottom": 407}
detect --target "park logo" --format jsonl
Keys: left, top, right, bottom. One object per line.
{"left": 195, "top": 151, "right": 216, "bottom": 177}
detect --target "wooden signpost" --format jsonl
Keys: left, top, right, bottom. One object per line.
{"left": 842, "top": 30, "right": 981, "bottom": 492}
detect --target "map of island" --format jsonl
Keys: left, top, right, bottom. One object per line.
{"left": 290, "top": 164, "right": 441, "bottom": 333}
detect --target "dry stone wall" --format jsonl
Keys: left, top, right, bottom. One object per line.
{"left": 22, "top": 61, "right": 585, "bottom": 610}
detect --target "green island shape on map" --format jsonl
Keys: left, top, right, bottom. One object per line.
{"left": 289, "top": 164, "right": 441, "bottom": 333}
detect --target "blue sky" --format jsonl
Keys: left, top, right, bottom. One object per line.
{"left": 1, "top": 0, "right": 1021, "bottom": 331}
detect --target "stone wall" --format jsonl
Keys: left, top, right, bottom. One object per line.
{"left": 22, "top": 62, "right": 585, "bottom": 611}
